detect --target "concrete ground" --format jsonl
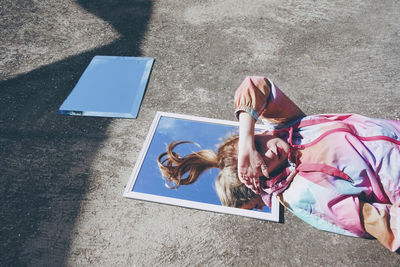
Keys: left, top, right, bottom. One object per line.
{"left": 1, "top": 0, "right": 400, "bottom": 266}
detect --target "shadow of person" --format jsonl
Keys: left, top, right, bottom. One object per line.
{"left": 0, "top": 1, "right": 153, "bottom": 265}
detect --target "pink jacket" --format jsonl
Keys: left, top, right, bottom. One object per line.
{"left": 235, "top": 76, "right": 400, "bottom": 251}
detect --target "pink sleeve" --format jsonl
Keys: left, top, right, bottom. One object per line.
{"left": 234, "top": 76, "right": 305, "bottom": 124}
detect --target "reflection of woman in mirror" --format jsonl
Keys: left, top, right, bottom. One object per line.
{"left": 158, "top": 136, "right": 265, "bottom": 210}
{"left": 158, "top": 76, "right": 400, "bottom": 252}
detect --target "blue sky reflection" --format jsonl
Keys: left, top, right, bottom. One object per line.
{"left": 132, "top": 116, "right": 271, "bottom": 213}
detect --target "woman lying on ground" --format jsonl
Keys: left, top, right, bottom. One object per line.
{"left": 158, "top": 76, "right": 400, "bottom": 251}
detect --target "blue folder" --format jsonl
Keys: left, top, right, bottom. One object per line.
{"left": 59, "top": 56, "right": 154, "bottom": 118}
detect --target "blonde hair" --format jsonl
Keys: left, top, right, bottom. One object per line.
{"left": 158, "top": 136, "right": 256, "bottom": 207}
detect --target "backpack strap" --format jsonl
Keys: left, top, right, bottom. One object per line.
{"left": 295, "top": 163, "right": 353, "bottom": 182}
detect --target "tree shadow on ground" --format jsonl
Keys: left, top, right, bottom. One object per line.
{"left": 0, "top": 1, "right": 153, "bottom": 265}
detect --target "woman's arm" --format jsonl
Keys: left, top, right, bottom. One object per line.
{"left": 235, "top": 76, "right": 305, "bottom": 193}
{"left": 237, "top": 112, "right": 269, "bottom": 194}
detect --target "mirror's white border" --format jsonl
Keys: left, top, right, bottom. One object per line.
{"left": 123, "top": 111, "right": 280, "bottom": 222}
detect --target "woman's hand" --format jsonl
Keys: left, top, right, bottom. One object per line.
{"left": 237, "top": 112, "right": 269, "bottom": 194}
{"left": 238, "top": 140, "right": 269, "bottom": 194}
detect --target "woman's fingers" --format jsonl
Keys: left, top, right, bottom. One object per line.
{"left": 238, "top": 169, "right": 248, "bottom": 184}
{"left": 237, "top": 150, "right": 266, "bottom": 194}
{"left": 244, "top": 168, "right": 260, "bottom": 194}
{"left": 251, "top": 177, "right": 260, "bottom": 194}
{"left": 238, "top": 165, "right": 264, "bottom": 194}
{"left": 260, "top": 164, "right": 269, "bottom": 178}
{"left": 247, "top": 177, "right": 257, "bottom": 193}
{"left": 238, "top": 171, "right": 259, "bottom": 194}
{"left": 248, "top": 161, "right": 263, "bottom": 194}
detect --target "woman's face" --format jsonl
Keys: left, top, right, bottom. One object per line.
{"left": 254, "top": 133, "right": 290, "bottom": 175}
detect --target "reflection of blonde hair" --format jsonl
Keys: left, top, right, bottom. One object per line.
{"left": 157, "top": 136, "right": 256, "bottom": 207}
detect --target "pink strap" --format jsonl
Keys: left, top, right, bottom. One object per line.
{"left": 357, "top": 134, "right": 400, "bottom": 145}
{"left": 290, "top": 127, "right": 400, "bottom": 149}
{"left": 296, "top": 163, "right": 352, "bottom": 182}
{"left": 294, "top": 118, "right": 334, "bottom": 128}
{"left": 293, "top": 114, "right": 354, "bottom": 128}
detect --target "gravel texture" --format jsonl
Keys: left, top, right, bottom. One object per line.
{"left": 1, "top": 0, "right": 400, "bottom": 266}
